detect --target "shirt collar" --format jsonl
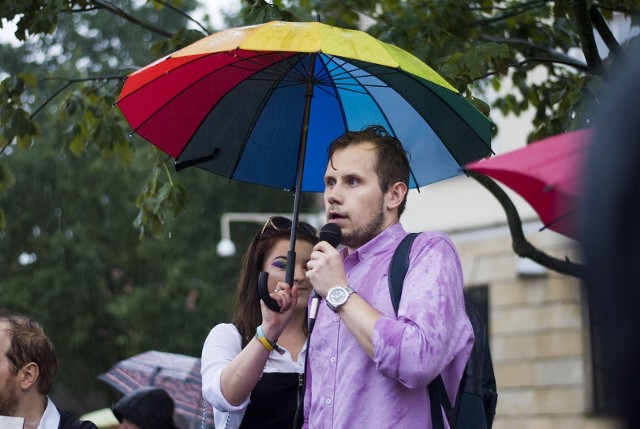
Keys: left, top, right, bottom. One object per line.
{"left": 37, "top": 396, "right": 60, "bottom": 429}
{"left": 341, "top": 223, "right": 407, "bottom": 262}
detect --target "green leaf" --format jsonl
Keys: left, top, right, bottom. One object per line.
{"left": 68, "top": 124, "right": 87, "bottom": 156}
{"left": 0, "top": 161, "right": 17, "bottom": 191}
{"left": 16, "top": 72, "right": 37, "bottom": 87}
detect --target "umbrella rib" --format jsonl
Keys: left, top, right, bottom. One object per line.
{"left": 320, "top": 56, "right": 402, "bottom": 93}
{"left": 127, "top": 50, "right": 309, "bottom": 141}
{"left": 323, "top": 56, "right": 423, "bottom": 187}
{"left": 392, "top": 67, "right": 493, "bottom": 159}
{"left": 317, "top": 54, "right": 350, "bottom": 135}
{"left": 539, "top": 208, "right": 577, "bottom": 231}
{"left": 222, "top": 51, "right": 309, "bottom": 83}
{"left": 225, "top": 54, "right": 311, "bottom": 182}
{"left": 330, "top": 57, "right": 398, "bottom": 129}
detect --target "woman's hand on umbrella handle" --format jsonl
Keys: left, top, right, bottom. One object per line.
{"left": 261, "top": 282, "right": 298, "bottom": 337}
{"left": 258, "top": 271, "right": 281, "bottom": 312}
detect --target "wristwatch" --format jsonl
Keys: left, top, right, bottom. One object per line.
{"left": 326, "top": 285, "right": 356, "bottom": 312}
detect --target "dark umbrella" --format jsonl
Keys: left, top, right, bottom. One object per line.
{"left": 98, "top": 350, "right": 213, "bottom": 429}
{"left": 117, "top": 21, "right": 493, "bottom": 284}
{"left": 465, "top": 128, "right": 591, "bottom": 240}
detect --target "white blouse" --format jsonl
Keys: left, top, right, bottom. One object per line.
{"left": 201, "top": 323, "right": 306, "bottom": 429}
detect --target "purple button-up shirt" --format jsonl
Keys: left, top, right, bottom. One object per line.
{"left": 303, "top": 223, "right": 473, "bottom": 429}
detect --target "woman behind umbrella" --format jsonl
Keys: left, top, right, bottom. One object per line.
{"left": 201, "top": 217, "right": 318, "bottom": 429}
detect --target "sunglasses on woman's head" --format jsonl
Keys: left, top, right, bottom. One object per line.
{"left": 259, "top": 216, "right": 317, "bottom": 240}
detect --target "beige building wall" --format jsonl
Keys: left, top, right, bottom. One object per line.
{"left": 451, "top": 226, "right": 619, "bottom": 429}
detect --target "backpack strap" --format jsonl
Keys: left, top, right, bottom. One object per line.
{"left": 388, "top": 233, "right": 418, "bottom": 314}
{"left": 388, "top": 232, "right": 448, "bottom": 429}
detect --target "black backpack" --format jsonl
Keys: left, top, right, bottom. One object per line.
{"left": 388, "top": 233, "right": 498, "bottom": 429}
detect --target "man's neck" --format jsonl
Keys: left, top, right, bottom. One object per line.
{"left": 346, "top": 220, "right": 399, "bottom": 254}
{"left": 17, "top": 394, "right": 46, "bottom": 429}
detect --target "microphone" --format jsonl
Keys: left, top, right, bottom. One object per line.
{"left": 319, "top": 223, "right": 342, "bottom": 248}
{"left": 309, "top": 223, "right": 342, "bottom": 333}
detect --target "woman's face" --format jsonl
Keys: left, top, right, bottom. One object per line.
{"left": 261, "top": 237, "right": 314, "bottom": 310}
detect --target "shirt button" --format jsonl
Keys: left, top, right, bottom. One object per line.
{"left": 325, "top": 398, "right": 332, "bottom": 405}
{"left": 360, "top": 253, "right": 366, "bottom": 259}
{"left": 334, "top": 316, "right": 339, "bottom": 322}
{"left": 330, "top": 357, "right": 336, "bottom": 363}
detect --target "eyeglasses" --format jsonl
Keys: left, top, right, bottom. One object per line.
{"left": 259, "top": 216, "right": 317, "bottom": 240}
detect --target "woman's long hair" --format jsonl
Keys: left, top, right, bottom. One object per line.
{"left": 231, "top": 225, "right": 318, "bottom": 348}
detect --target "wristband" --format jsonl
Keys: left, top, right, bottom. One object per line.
{"left": 255, "top": 325, "right": 285, "bottom": 355}
{"left": 255, "top": 332, "right": 274, "bottom": 352}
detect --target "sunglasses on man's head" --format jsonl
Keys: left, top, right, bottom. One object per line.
{"left": 259, "top": 216, "right": 317, "bottom": 240}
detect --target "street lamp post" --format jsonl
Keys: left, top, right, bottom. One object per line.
{"left": 216, "top": 212, "right": 323, "bottom": 257}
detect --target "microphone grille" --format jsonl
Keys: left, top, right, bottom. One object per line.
{"left": 319, "top": 223, "right": 342, "bottom": 248}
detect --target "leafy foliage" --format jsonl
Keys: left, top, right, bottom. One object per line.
{"left": 294, "top": 0, "right": 639, "bottom": 139}
{"left": 0, "top": 0, "right": 318, "bottom": 411}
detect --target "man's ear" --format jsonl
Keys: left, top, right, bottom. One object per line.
{"left": 19, "top": 362, "right": 40, "bottom": 390}
{"left": 385, "top": 181, "right": 408, "bottom": 212}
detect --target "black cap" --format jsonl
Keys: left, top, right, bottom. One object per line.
{"left": 112, "top": 387, "right": 178, "bottom": 429}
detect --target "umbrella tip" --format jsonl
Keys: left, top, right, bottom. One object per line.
{"left": 315, "top": 13, "right": 322, "bottom": 23}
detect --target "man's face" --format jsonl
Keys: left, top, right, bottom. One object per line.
{"left": 324, "top": 142, "right": 387, "bottom": 250}
{"left": 0, "top": 324, "right": 20, "bottom": 416}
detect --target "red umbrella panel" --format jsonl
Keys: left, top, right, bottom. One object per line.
{"left": 465, "top": 128, "right": 592, "bottom": 240}
{"left": 98, "top": 350, "right": 213, "bottom": 428}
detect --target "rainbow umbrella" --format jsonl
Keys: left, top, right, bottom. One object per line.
{"left": 117, "top": 21, "right": 492, "bottom": 283}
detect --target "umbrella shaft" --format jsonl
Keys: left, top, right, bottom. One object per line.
{"left": 286, "top": 53, "right": 317, "bottom": 286}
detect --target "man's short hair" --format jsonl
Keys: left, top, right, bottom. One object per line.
{"left": 328, "top": 125, "right": 410, "bottom": 216}
{"left": 0, "top": 309, "right": 57, "bottom": 394}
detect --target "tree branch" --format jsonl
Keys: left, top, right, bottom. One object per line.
{"left": 479, "top": 35, "right": 589, "bottom": 70}
{"left": 471, "top": 57, "right": 588, "bottom": 81}
{"left": 152, "top": 0, "right": 211, "bottom": 35}
{"left": 31, "top": 75, "right": 125, "bottom": 119}
{"left": 469, "top": 0, "right": 551, "bottom": 12}
{"left": 467, "top": 0, "right": 550, "bottom": 28}
{"left": 573, "top": 0, "right": 603, "bottom": 71}
{"left": 466, "top": 171, "right": 585, "bottom": 279}
{"left": 592, "top": 2, "right": 640, "bottom": 14}
{"left": 84, "top": 0, "right": 174, "bottom": 39}
{"left": 589, "top": 5, "right": 623, "bottom": 60}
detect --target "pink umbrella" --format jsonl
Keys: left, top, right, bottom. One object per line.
{"left": 466, "top": 128, "right": 592, "bottom": 240}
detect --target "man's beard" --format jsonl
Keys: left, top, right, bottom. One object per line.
{"left": 341, "top": 196, "right": 385, "bottom": 249}
{"left": 0, "top": 377, "right": 19, "bottom": 416}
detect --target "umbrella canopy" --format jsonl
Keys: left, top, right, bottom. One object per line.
{"left": 98, "top": 350, "right": 213, "bottom": 429}
{"left": 465, "top": 128, "right": 592, "bottom": 240}
{"left": 118, "top": 21, "right": 492, "bottom": 191}
{"left": 117, "top": 21, "right": 492, "bottom": 283}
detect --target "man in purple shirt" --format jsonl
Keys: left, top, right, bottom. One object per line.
{"left": 304, "top": 125, "right": 474, "bottom": 428}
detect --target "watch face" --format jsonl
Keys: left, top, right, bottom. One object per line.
{"left": 328, "top": 287, "right": 347, "bottom": 305}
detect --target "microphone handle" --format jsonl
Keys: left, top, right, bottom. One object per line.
{"left": 309, "top": 224, "right": 342, "bottom": 332}
{"left": 308, "top": 291, "right": 320, "bottom": 333}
